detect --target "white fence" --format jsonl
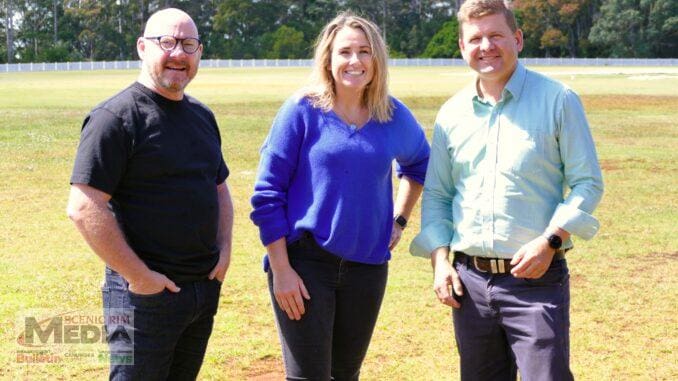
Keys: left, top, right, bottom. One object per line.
{"left": 1, "top": 57, "right": 676, "bottom": 73}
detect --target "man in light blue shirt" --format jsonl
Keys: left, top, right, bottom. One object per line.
{"left": 410, "top": 0, "right": 603, "bottom": 379}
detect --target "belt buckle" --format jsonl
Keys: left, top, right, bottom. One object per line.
{"left": 472, "top": 257, "right": 507, "bottom": 274}
{"left": 497, "top": 259, "right": 506, "bottom": 273}
{"left": 472, "top": 257, "right": 487, "bottom": 273}
{"left": 490, "top": 259, "right": 500, "bottom": 273}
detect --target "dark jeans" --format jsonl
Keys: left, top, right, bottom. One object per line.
{"left": 452, "top": 255, "right": 573, "bottom": 381}
{"left": 267, "top": 235, "right": 388, "bottom": 381}
{"left": 102, "top": 267, "right": 221, "bottom": 381}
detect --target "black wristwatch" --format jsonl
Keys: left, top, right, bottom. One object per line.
{"left": 394, "top": 215, "right": 407, "bottom": 229}
{"left": 545, "top": 234, "right": 563, "bottom": 250}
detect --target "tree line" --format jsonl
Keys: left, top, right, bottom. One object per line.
{"left": 1, "top": 0, "right": 676, "bottom": 64}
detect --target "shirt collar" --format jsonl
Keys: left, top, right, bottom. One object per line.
{"left": 468, "top": 61, "right": 527, "bottom": 105}
{"left": 504, "top": 61, "right": 526, "bottom": 101}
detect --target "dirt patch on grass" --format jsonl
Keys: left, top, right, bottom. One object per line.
{"left": 622, "top": 252, "right": 678, "bottom": 289}
{"left": 581, "top": 94, "right": 678, "bottom": 112}
{"left": 569, "top": 272, "right": 588, "bottom": 286}
{"left": 248, "top": 372, "right": 284, "bottom": 381}
{"left": 600, "top": 160, "right": 620, "bottom": 171}
{"left": 644, "top": 251, "right": 678, "bottom": 263}
{"left": 245, "top": 354, "right": 284, "bottom": 380}
{"left": 599, "top": 158, "right": 648, "bottom": 171}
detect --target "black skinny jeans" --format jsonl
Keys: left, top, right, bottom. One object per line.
{"left": 267, "top": 233, "right": 388, "bottom": 381}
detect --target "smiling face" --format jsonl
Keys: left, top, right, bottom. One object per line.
{"left": 459, "top": 13, "right": 523, "bottom": 85}
{"left": 329, "top": 26, "right": 374, "bottom": 98}
{"left": 137, "top": 9, "right": 202, "bottom": 100}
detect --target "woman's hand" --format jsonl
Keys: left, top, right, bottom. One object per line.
{"left": 272, "top": 265, "right": 310, "bottom": 320}
{"left": 389, "top": 222, "right": 403, "bottom": 250}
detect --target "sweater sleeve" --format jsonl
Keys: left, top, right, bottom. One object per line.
{"left": 393, "top": 100, "right": 430, "bottom": 185}
{"left": 250, "top": 97, "right": 306, "bottom": 245}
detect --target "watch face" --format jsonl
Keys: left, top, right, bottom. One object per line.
{"left": 394, "top": 215, "right": 407, "bottom": 228}
{"left": 548, "top": 234, "right": 562, "bottom": 249}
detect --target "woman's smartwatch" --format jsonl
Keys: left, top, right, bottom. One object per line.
{"left": 394, "top": 215, "right": 407, "bottom": 230}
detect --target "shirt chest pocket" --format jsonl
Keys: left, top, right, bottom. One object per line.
{"left": 496, "top": 126, "right": 548, "bottom": 175}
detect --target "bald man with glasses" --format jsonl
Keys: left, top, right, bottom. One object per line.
{"left": 67, "top": 8, "right": 233, "bottom": 380}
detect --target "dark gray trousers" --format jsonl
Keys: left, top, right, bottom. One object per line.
{"left": 452, "top": 255, "right": 574, "bottom": 381}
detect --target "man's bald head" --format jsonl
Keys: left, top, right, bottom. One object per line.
{"left": 143, "top": 8, "right": 198, "bottom": 39}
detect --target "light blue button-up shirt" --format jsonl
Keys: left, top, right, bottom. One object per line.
{"left": 410, "top": 63, "right": 604, "bottom": 259}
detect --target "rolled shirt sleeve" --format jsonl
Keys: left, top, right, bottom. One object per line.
{"left": 549, "top": 89, "right": 604, "bottom": 240}
{"left": 549, "top": 203, "right": 600, "bottom": 240}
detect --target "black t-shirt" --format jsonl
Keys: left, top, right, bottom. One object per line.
{"left": 71, "top": 82, "right": 229, "bottom": 282}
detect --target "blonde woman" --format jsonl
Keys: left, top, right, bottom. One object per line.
{"left": 251, "top": 11, "right": 429, "bottom": 380}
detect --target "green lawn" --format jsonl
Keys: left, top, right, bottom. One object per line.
{"left": 1, "top": 66, "right": 676, "bottom": 380}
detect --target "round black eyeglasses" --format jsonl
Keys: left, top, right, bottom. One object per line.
{"left": 144, "top": 35, "right": 201, "bottom": 54}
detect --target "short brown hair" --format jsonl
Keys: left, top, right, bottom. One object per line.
{"left": 457, "top": 0, "right": 518, "bottom": 37}
{"left": 305, "top": 11, "right": 393, "bottom": 123}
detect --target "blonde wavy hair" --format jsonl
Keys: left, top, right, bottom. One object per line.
{"left": 304, "top": 11, "right": 393, "bottom": 123}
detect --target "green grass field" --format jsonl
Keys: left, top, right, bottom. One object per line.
{"left": 1, "top": 66, "right": 677, "bottom": 380}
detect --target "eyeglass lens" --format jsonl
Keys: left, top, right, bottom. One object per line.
{"left": 158, "top": 36, "right": 200, "bottom": 54}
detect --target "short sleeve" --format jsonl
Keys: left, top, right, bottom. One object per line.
{"left": 70, "top": 108, "right": 131, "bottom": 195}
{"left": 216, "top": 156, "right": 229, "bottom": 184}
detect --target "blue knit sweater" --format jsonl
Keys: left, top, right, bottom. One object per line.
{"left": 251, "top": 95, "right": 430, "bottom": 264}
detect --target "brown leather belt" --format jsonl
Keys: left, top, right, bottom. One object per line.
{"left": 454, "top": 250, "right": 566, "bottom": 275}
